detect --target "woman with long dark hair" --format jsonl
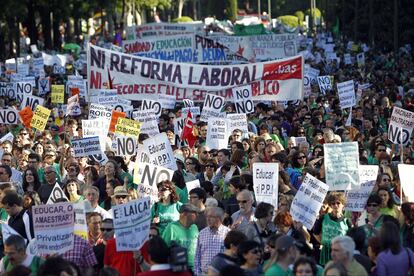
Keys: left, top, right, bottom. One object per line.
{"left": 150, "top": 180, "right": 182, "bottom": 235}
{"left": 376, "top": 221, "right": 414, "bottom": 276}
{"left": 93, "top": 160, "right": 123, "bottom": 203}
{"left": 22, "top": 167, "right": 41, "bottom": 192}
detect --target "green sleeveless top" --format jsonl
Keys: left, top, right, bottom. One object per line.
{"left": 320, "top": 214, "right": 349, "bottom": 265}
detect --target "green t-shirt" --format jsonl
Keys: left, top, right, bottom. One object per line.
{"left": 162, "top": 221, "right": 199, "bottom": 269}
{"left": 320, "top": 214, "right": 349, "bottom": 265}
{"left": 151, "top": 201, "right": 183, "bottom": 235}
{"left": 175, "top": 186, "right": 188, "bottom": 204}
{"left": 265, "top": 263, "right": 288, "bottom": 276}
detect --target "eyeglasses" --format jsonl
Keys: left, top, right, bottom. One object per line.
{"left": 367, "top": 203, "right": 379, "bottom": 207}
{"left": 115, "top": 195, "right": 127, "bottom": 199}
{"left": 205, "top": 164, "right": 214, "bottom": 168}
{"left": 202, "top": 151, "right": 209, "bottom": 154}
{"left": 297, "top": 156, "right": 306, "bottom": 159}
{"left": 100, "top": 228, "right": 113, "bottom": 232}
{"left": 237, "top": 200, "right": 248, "bottom": 204}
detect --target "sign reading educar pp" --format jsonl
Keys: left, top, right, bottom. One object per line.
{"left": 87, "top": 44, "right": 304, "bottom": 102}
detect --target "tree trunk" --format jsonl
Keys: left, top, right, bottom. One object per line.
{"left": 7, "top": 17, "right": 15, "bottom": 58}
{"left": 40, "top": 6, "right": 52, "bottom": 50}
{"left": 25, "top": 0, "right": 38, "bottom": 47}
{"left": 52, "top": 11, "right": 61, "bottom": 50}
{"left": 178, "top": 0, "right": 185, "bottom": 18}
{"left": 393, "top": 0, "right": 398, "bottom": 54}
{"left": 353, "top": 0, "right": 358, "bottom": 41}
{"left": 121, "top": 0, "right": 126, "bottom": 29}
{"left": 368, "top": 0, "right": 374, "bottom": 44}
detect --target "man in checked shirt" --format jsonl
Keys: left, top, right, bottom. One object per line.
{"left": 194, "top": 206, "right": 230, "bottom": 275}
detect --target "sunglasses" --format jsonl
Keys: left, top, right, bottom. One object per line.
{"left": 202, "top": 151, "right": 209, "bottom": 154}
{"left": 237, "top": 200, "right": 248, "bottom": 204}
{"left": 205, "top": 164, "right": 214, "bottom": 168}
{"left": 297, "top": 156, "right": 306, "bottom": 159}
{"left": 367, "top": 203, "right": 379, "bottom": 207}
{"left": 115, "top": 195, "right": 127, "bottom": 199}
{"left": 100, "top": 228, "right": 113, "bottom": 232}
{"left": 382, "top": 178, "right": 391, "bottom": 182}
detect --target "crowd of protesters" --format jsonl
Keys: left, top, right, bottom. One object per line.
{"left": 0, "top": 27, "right": 413, "bottom": 276}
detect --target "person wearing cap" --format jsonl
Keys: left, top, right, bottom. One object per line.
{"left": 161, "top": 203, "right": 199, "bottom": 271}
{"left": 263, "top": 235, "right": 299, "bottom": 276}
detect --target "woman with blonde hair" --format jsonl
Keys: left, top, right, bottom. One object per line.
{"left": 313, "top": 192, "right": 351, "bottom": 265}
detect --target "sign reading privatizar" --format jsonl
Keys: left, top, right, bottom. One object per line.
{"left": 33, "top": 202, "right": 74, "bottom": 254}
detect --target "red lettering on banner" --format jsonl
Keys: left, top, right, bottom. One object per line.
{"left": 251, "top": 81, "right": 261, "bottom": 96}
{"left": 264, "top": 80, "right": 280, "bottom": 95}
{"left": 124, "top": 42, "right": 151, "bottom": 53}
{"left": 90, "top": 71, "right": 102, "bottom": 89}
{"left": 262, "top": 56, "right": 302, "bottom": 80}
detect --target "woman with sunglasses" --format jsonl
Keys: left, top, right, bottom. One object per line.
{"left": 313, "top": 192, "right": 351, "bottom": 265}
{"left": 238, "top": 241, "right": 264, "bottom": 276}
{"left": 185, "top": 157, "right": 200, "bottom": 176}
{"left": 198, "top": 158, "right": 217, "bottom": 183}
{"left": 287, "top": 151, "right": 308, "bottom": 190}
{"left": 151, "top": 180, "right": 182, "bottom": 236}
{"left": 363, "top": 194, "right": 384, "bottom": 242}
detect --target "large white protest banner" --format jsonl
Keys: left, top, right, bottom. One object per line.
{"left": 200, "top": 93, "right": 226, "bottom": 122}
{"left": 290, "top": 174, "right": 329, "bottom": 230}
{"left": 143, "top": 132, "right": 177, "bottom": 171}
{"left": 399, "top": 164, "right": 414, "bottom": 202}
{"left": 87, "top": 44, "right": 304, "bottom": 102}
{"left": 317, "top": 76, "right": 333, "bottom": 94}
{"left": 133, "top": 163, "right": 174, "bottom": 204}
{"left": 337, "top": 80, "right": 356, "bottom": 109}
{"left": 33, "top": 202, "right": 74, "bottom": 254}
{"left": 227, "top": 113, "right": 249, "bottom": 134}
{"left": 206, "top": 117, "right": 228, "bottom": 150}
{"left": 388, "top": 107, "right": 414, "bottom": 145}
{"left": 115, "top": 135, "right": 138, "bottom": 156}
{"left": 232, "top": 85, "right": 254, "bottom": 114}
{"left": 324, "top": 142, "right": 360, "bottom": 190}
{"left": 253, "top": 163, "right": 279, "bottom": 208}
{"left": 0, "top": 109, "right": 20, "bottom": 125}
{"left": 182, "top": 107, "right": 200, "bottom": 122}
{"left": 345, "top": 165, "right": 379, "bottom": 212}
{"left": 113, "top": 198, "right": 151, "bottom": 251}
{"left": 71, "top": 136, "right": 102, "bottom": 157}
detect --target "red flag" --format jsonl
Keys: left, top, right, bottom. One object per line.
{"left": 181, "top": 111, "right": 198, "bottom": 148}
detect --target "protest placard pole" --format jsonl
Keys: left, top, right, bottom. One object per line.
{"left": 400, "top": 126, "right": 404, "bottom": 164}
